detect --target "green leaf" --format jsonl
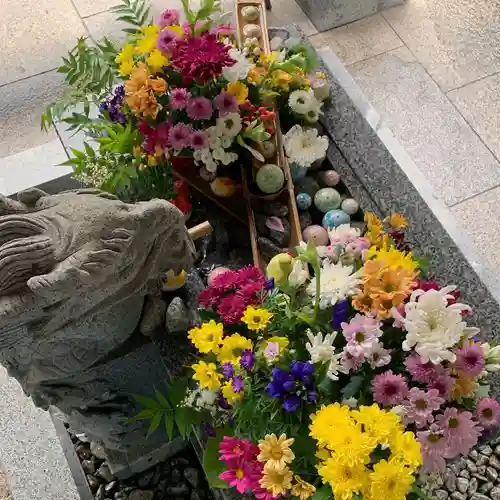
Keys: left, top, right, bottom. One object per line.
{"left": 129, "top": 409, "right": 156, "bottom": 422}
{"left": 341, "top": 374, "right": 364, "bottom": 400}
{"left": 202, "top": 437, "right": 229, "bottom": 489}
{"left": 164, "top": 412, "right": 174, "bottom": 440}
{"left": 311, "top": 484, "right": 333, "bottom": 500}
{"left": 132, "top": 393, "right": 162, "bottom": 410}
{"left": 146, "top": 411, "right": 162, "bottom": 437}
{"left": 154, "top": 388, "right": 171, "bottom": 409}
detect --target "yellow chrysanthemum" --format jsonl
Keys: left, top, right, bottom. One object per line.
{"left": 315, "top": 446, "right": 331, "bottom": 462}
{"left": 387, "top": 213, "right": 408, "bottom": 230}
{"left": 226, "top": 81, "right": 249, "bottom": 104}
{"left": 259, "top": 465, "right": 293, "bottom": 496}
{"left": 191, "top": 361, "right": 221, "bottom": 390}
{"left": 309, "top": 403, "right": 352, "bottom": 447}
{"left": 389, "top": 431, "right": 422, "bottom": 472}
{"left": 257, "top": 433, "right": 295, "bottom": 470}
{"left": 318, "top": 458, "right": 367, "bottom": 500}
{"left": 146, "top": 48, "right": 168, "bottom": 73}
{"left": 451, "top": 374, "right": 477, "bottom": 401}
{"left": 242, "top": 306, "right": 273, "bottom": 331}
{"left": 366, "top": 246, "right": 418, "bottom": 273}
{"left": 291, "top": 476, "right": 316, "bottom": 500}
{"left": 352, "top": 404, "right": 401, "bottom": 445}
{"left": 271, "top": 69, "right": 293, "bottom": 89}
{"left": 217, "top": 334, "right": 253, "bottom": 365}
{"left": 135, "top": 25, "right": 160, "bottom": 54}
{"left": 188, "top": 320, "right": 223, "bottom": 354}
{"left": 327, "top": 424, "right": 375, "bottom": 466}
{"left": 368, "top": 459, "right": 415, "bottom": 500}
{"left": 221, "top": 381, "right": 244, "bottom": 404}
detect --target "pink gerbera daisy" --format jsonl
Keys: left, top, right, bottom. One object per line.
{"left": 416, "top": 424, "right": 449, "bottom": 473}
{"left": 341, "top": 313, "right": 382, "bottom": 357}
{"left": 157, "top": 28, "right": 182, "bottom": 55}
{"left": 476, "top": 397, "right": 500, "bottom": 429}
{"left": 190, "top": 130, "right": 209, "bottom": 150}
{"left": 170, "top": 88, "right": 191, "bottom": 110}
{"left": 236, "top": 265, "right": 265, "bottom": 286}
{"left": 186, "top": 96, "right": 213, "bottom": 120}
{"left": 219, "top": 436, "right": 259, "bottom": 463}
{"left": 218, "top": 294, "right": 246, "bottom": 324}
{"left": 372, "top": 370, "right": 408, "bottom": 407}
{"left": 168, "top": 123, "right": 191, "bottom": 150}
{"left": 219, "top": 459, "right": 259, "bottom": 494}
{"left": 214, "top": 92, "right": 239, "bottom": 115}
{"left": 454, "top": 342, "right": 485, "bottom": 377}
{"left": 404, "top": 387, "right": 444, "bottom": 428}
{"left": 435, "top": 407, "right": 483, "bottom": 457}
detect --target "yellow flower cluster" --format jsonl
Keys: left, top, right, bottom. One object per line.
{"left": 241, "top": 306, "right": 273, "bottom": 331}
{"left": 188, "top": 320, "right": 223, "bottom": 354}
{"left": 257, "top": 434, "right": 315, "bottom": 499}
{"left": 310, "top": 404, "right": 422, "bottom": 500}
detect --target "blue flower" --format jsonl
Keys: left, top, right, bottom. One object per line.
{"left": 332, "top": 299, "right": 349, "bottom": 329}
{"left": 240, "top": 349, "right": 256, "bottom": 370}
{"left": 265, "top": 277, "right": 275, "bottom": 291}
{"left": 283, "top": 395, "right": 301, "bottom": 413}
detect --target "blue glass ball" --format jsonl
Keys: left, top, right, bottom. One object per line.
{"left": 296, "top": 192, "right": 312, "bottom": 210}
{"left": 290, "top": 163, "right": 308, "bottom": 182}
{"left": 322, "top": 209, "right": 351, "bottom": 229}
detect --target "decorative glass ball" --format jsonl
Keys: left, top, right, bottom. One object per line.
{"left": 322, "top": 209, "right": 351, "bottom": 229}
{"left": 318, "top": 170, "right": 340, "bottom": 187}
{"left": 302, "top": 225, "right": 329, "bottom": 246}
{"left": 341, "top": 198, "right": 359, "bottom": 215}
{"left": 296, "top": 192, "right": 312, "bottom": 210}
{"left": 314, "top": 188, "right": 341, "bottom": 213}
{"left": 290, "top": 163, "right": 308, "bottom": 182}
{"left": 256, "top": 164, "right": 285, "bottom": 194}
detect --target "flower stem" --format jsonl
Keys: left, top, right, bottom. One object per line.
{"left": 312, "top": 263, "right": 321, "bottom": 322}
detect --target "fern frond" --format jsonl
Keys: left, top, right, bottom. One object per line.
{"left": 110, "top": 0, "right": 152, "bottom": 30}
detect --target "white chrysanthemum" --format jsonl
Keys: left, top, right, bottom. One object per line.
{"left": 482, "top": 342, "right": 500, "bottom": 372}
{"left": 327, "top": 224, "right": 361, "bottom": 246}
{"left": 307, "top": 260, "right": 362, "bottom": 309}
{"left": 303, "top": 99, "right": 323, "bottom": 123}
{"left": 306, "top": 329, "right": 337, "bottom": 363}
{"left": 216, "top": 112, "right": 242, "bottom": 137}
{"left": 288, "top": 89, "right": 316, "bottom": 115}
{"left": 283, "top": 125, "right": 329, "bottom": 168}
{"left": 366, "top": 342, "right": 391, "bottom": 368}
{"left": 222, "top": 48, "right": 252, "bottom": 82}
{"left": 288, "top": 259, "right": 308, "bottom": 287}
{"left": 396, "top": 286, "right": 479, "bottom": 364}
{"left": 220, "top": 136, "right": 233, "bottom": 148}
{"left": 327, "top": 353, "right": 342, "bottom": 381}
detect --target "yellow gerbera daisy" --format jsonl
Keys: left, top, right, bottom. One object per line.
{"left": 365, "top": 246, "right": 418, "bottom": 273}
{"left": 226, "top": 81, "right": 249, "bottom": 104}
{"left": 309, "top": 403, "right": 352, "bottom": 447}
{"left": 217, "top": 334, "right": 253, "bottom": 364}
{"left": 352, "top": 404, "right": 401, "bottom": 445}
{"left": 259, "top": 465, "right": 293, "bottom": 496}
{"left": 369, "top": 458, "right": 415, "bottom": 500}
{"left": 242, "top": 306, "right": 273, "bottom": 331}
{"left": 291, "top": 476, "right": 316, "bottom": 500}
{"left": 257, "top": 433, "right": 295, "bottom": 470}
{"left": 188, "top": 320, "right": 223, "bottom": 354}
{"left": 191, "top": 361, "right": 221, "bottom": 390}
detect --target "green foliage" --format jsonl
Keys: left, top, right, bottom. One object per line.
{"left": 311, "top": 484, "right": 333, "bottom": 500}
{"left": 110, "top": 0, "right": 152, "bottom": 32}
{"left": 203, "top": 431, "right": 231, "bottom": 489}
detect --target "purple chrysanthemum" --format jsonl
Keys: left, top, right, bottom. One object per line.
{"left": 232, "top": 375, "right": 244, "bottom": 393}
{"left": 157, "top": 28, "right": 182, "bottom": 55}
{"left": 169, "top": 123, "right": 191, "bottom": 150}
{"left": 404, "top": 387, "right": 444, "bottom": 428}
{"left": 170, "top": 88, "right": 191, "bottom": 110}
{"left": 476, "top": 397, "right": 500, "bottom": 429}
{"left": 158, "top": 8, "right": 180, "bottom": 28}
{"left": 454, "top": 342, "right": 485, "bottom": 377}
{"left": 222, "top": 363, "right": 234, "bottom": 380}
{"left": 186, "top": 96, "right": 213, "bottom": 121}
{"left": 190, "top": 130, "right": 209, "bottom": 150}
{"left": 240, "top": 349, "right": 255, "bottom": 370}
{"left": 372, "top": 370, "right": 408, "bottom": 407}
{"left": 214, "top": 92, "right": 239, "bottom": 115}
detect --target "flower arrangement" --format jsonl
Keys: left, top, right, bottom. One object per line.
{"left": 137, "top": 212, "right": 500, "bottom": 499}
{"left": 43, "top": 0, "right": 328, "bottom": 202}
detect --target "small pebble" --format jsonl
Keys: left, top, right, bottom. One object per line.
{"left": 469, "top": 449, "right": 479, "bottom": 461}
{"left": 87, "top": 475, "right": 100, "bottom": 493}
{"left": 450, "top": 492, "right": 466, "bottom": 500}
{"left": 472, "top": 473, "right": 488, "bottom": 482}
{"left": 468, "top": 477, "right": 478, "bottom": 495}
{"left": 479, "top": 482, "right": 494, "bottom": 493}
{"left": 165, "top": 484, "right": 190, "bottom": 496}
{"left": 296, "top": 192, "right": 312, "bottom": 210}
{"left": 322, "top": 209, "right": 350, "bottom": 229}
{"left": 489, "top": 454, "right": 500, "bottom": 470}
{"left": 128, "top": 490, "right": 154, "bottom": 500}
{"left": 302, "top": 225, "right": 329, "bottom": 246}
{"left": 82, "top": 460, "right": 95, "bottom": 475}
{"left": 445, "top": 471, "right": 457, "bottom": 492}
{"left": 95, "top": 485, "right": 105, "bottom": 500}
{"left": 314, "top": 187, "right": 341, "bottom": 213}
{"left": 471, "top": 494, "right": 492, "bottom": 500}
{"left": 262, "top": 201, "right": 288, "bottom": 217}
{"left": 476, "top": 454, "right": 489, "bottom": 467}
{"left": 184, "top": 467, "right": 200, "bottom": 489}
{"left": 459, "top": 469, "right": 470, "bottom": 478}
{"left": 290, "top": 163, "right": 308, "bottom": 182}
{"left": 96, "top": 463, "right": 114, "bottom": 483}
{"left": 105, "top": 481, "right": 118, "bottom": 496}
{"left": 479, "top": 445, "right": 493, "bottom": 456}
{"left": 90, "top": 441, "right": 107, "bottom": 460}
{"left": 490, "top": 486, "right": 500, "bottom": 500}
{"left": 486, "top": 466, "right": 498, "bottom": 482}
{"left": 495, "top": 444, "right": 500, "bottom": 454}
{"left": 341, "top": 198, "right": 359, "bottom": 215}
{"left": 318, "top": 170, "right": 340, "bottom": 187}
{"left": 477, "top": 465, "right": 487, "bottom": 474}
{"left": 466, "top": 459, "right": 478, "bottom": 473}
{"left": 434, "top": 490, "right": 449, "bottom": 500}
{"left": 76, "top": 433, "right": 89, "bottom": 443}
{"left": 456, "top": 477, "right": 469, "bottom": 493}
{"left": 76, "top": 443, "right": 92, "bottom": 460}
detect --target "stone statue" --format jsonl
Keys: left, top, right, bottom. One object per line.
{"left": 0, "top": 188, "right": 196, "bottom": 450}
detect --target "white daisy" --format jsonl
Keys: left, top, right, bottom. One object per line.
{"left": 288, "top": 89, "right": 316, "bottom": 115}
{"left": 283, "top": 125, "right": 329, "bottom": 168}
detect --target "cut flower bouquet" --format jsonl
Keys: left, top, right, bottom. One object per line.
{"left": 139, "top": 212, "right": 500, "bottom": 500}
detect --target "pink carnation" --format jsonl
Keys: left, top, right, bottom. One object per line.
{"left": 476, "top": 397, "right": 500, "bottom": 429}
{"left": 427, "top": 371, "right": 454, "bottom": 401}
{"left": 158, "top": 8, "right": 180, "bottom": 28}
{"left": 454, "top": 342, "right": 485, "bottom": 377}
{"left": 219, "top": 436, "right": 259, "bottom": 463}
{"left": 186, "top": 96, "right": 213, "bottom": 121}
{"left": 215, "top": 91, "right": 239, "bottom": 115}
{"left": 190, "top": 130, "right": 209, "bottom": 150}
{"left": 404, "top": 353, "right": 438, "bottom": 383}
{"left": 372, "top": 370, "right": 408, "bottom": 407}
{"left": 404, "top": 387, "right": 444, "bottom": 428}
{"left": 341, "top": 313, "right": 382, "bottom": 357}
{"left": 218, "top": 294, "right": 246, "bottom": 324}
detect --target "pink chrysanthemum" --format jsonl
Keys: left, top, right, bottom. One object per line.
{"left": 372, "top": 370, "right": 408, "bottom": 407}
{"left": 476, "top": 397, "right": 500, "bottom": 429}
{"left": 454, "top": 342, "right": 485, "bottom": 377}
{"left": 157, "top": 29, "right": 182, "bottom": 55}
{"left": 198, "top": 286, "right": 222, "bottom": 308}
{"left": 170, "top": 32, "right": 236, "bottom": 83}
{"left": 404, "top": 353, "right": 439, "bottom": 383}
{"left": 236, "top": 282, "right": 263, "bottom": 306}
{"left": 236, "top": 265, "right": 265, "bottom": 286}
{"left": 210, "top": 269, "right": 240, "bottom": 292}
{"left": 339, "top": 348, "right": 364, "bottom": 374}
{"left": 190, "top": 130, "right": 209, "bottom": 150}
{"left": 219, "top": 436, "right": 259, "bottom": 463}
{"left": 416, "top": 424, "right": 449, "bottom": 473}
{"left": 219, "top": 459, "right": 260, "bottom": 494}
{"left": 427, "top": 371, "right": 454, "bottom": 401}
{"left": 214, "top": 92, "right": 239, "bottom": 115}
{"left": 218, "top": 294, "right": 246, "bottom": 324}
{"left": 341, "top": 313, "right": 382, "bottom": 357}
{"left": 158, "top": 8, "right": 180, "bottom": 28}
{"left": 170, "top": 88, "right": 191, "bottom": 110}
{"left": 435, "top": 407, "right": 483, "bottom": 458}
{"left": 186, "top": 96, "right": 213, "bottom": 121}
{"left": 404, "top": 387, "right": 444, "bottom": 428}
{"left": 168, "top": 123, "right": 191, "bottom": 150}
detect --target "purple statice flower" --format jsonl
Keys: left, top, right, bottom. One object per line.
{"left": 372, "top": 370, "right": 408, "bottom": 407}
{"left": 169, "top": 123, "right": 191, "bottom": 150}
{"left": 99, "top": 85, "right": 126, "bottom": 124}
{"left": 214, "top": 92, "right": 239, "bottom": 115}
{"left": 240, "top": 349, "right": 255, "bottom": 370}
{"left": 190, "top": 130, "right": 209, "bottom": 150}
{"left": 232, "top": 376, "right": 244, "bottom": 393}
{"left": 157, "top": 28, "right": 182, "bottom": 55}
{"left": 341, "top": 313, "right": 382, "bottom": 358}
{"left": 454, "top": 342, "right": 485, "bottom": 377}
{"left": 476, "top": 397, "right": 500, "bottom": 429}
{"left": 404, "top": 387, "right": 444, "bottom": 428}
{"left": 186, "top": 96, "right": 213, "bottom": 121}
{"left": 170, "top": 88, "right": 191, "bottom": 110}
{"left": 158, "top": 8, "right": 180, "bottom": 28}
{"left": 332, "top": 299, "right": 349, "bottom": 329}
{"left": 416, "top": 424, "right": 449, "bottom": 473}
{"left": 435, "top": 407, "right": 483, "bottom": 458}
{"left": 222, "top": 363, "right": 234, "bottom": 380}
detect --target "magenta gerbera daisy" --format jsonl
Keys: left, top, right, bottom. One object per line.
{"left": 219, "top": 436, "right": 259, "bottom": 463}
{"left": 236, "top": 282, "right": 263, "bottom": 306}
{"left": 404, "top": 387, "right": 444, "bottom": 428}
{"left": 170, "top": 88, "right": 191, "bottom": 109}
{"left": 218, "top": 294, "right": 246, "bottom": 324}
{"left": 190, "top": 130, "right": 209, "bottom": 150}
{"left": 476, "top": 397, "right": 500, "bottom": 429}
{"left": 210, "top": 269, "right": 240, "bottom": 292}
{"left": 372, "top": 370, "right": 408, "bottom": 406}
{"left": 454, "top": 341, "right": 485, "bottom": 377}
{"left": 214, "top": 92, "right": 239, "bottom": 115}
{"left": 186, "top": 96, "right": 213, "bottom": 121}
{"left": 219, "top": 459, "right": 260, "bottom": 494}
{"left": 198, "top": 286, "right": 221, "bottom": 308}
{"left": 168, "top": 123, "right": 191, "bottom": 150}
